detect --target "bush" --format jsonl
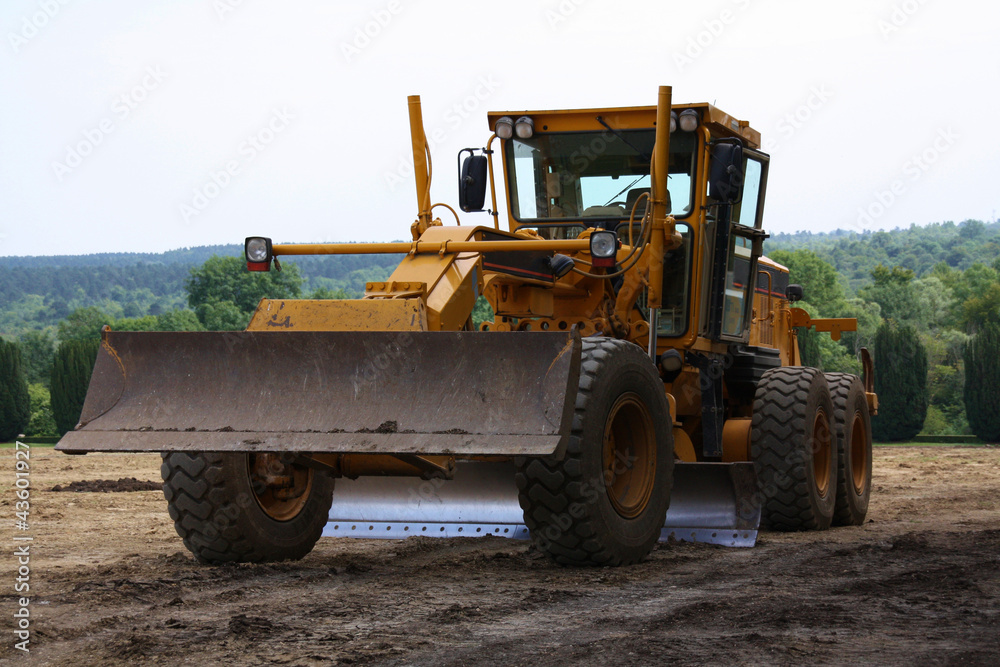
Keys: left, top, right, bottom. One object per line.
{"left": 872, "top": 321, "right": 928, "bottom": 441}
{"left": 0, "top": 339, "right": 30, "bottom": 441}
{"left": 25, "top": 383, "right": 57, "bottom": 437}
{"left": 964, "top": 323, "right": 1000, "bottom": 442}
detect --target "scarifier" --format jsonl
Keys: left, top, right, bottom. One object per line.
{"left": 58, "top": 86, "right": 878, "bottom": 566}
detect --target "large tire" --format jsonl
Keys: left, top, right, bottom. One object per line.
{"left": 825, "top": 373, "right": 872, "bottom": 526}
{"left": 161, "top": 452, "right": 334, "bottom": 564}
{"left": 751, "top": 367, "right": 836, "bottom": 531}
{"left": 515, "top": 338, "right": 673, "bottom": 566}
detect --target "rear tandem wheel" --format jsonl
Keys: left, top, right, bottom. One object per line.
{"left": 824, "top": 372, "right": 873, "bottom": 526}
{"left": 161, "top": 452, "right": 334, "bottom": 564}
{"left": 515, "top": 338, "right": 674, "bottom": 566}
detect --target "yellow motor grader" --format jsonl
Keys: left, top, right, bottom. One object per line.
{"left": 58, "top": 86, "right": 876, "bottom": 566}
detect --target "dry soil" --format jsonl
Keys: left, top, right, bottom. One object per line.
{"left": 1, "top": 445, "right": 998, "bottom": 666}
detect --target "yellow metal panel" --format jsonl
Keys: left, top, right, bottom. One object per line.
{"left": 385, "top": 225, "right": 483, "bottom": 331}
{"left": 722, "top": 418, "right": 752, "bottom": 463}
{"left": 247, "top": 299, "right": 427, "bottom": 332}
{"left": 673, "top": 427, "right": 697, "bottom": 463}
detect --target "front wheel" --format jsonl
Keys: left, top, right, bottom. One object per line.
{"left": 515, "top": 338, "right": 674, "bottom": 566}
{"left": 161, "top": 452, "right": 334, "bottom": 564}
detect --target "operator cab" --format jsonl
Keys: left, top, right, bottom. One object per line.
{"left": 460, "top": 102, "right": 769, "bottom": 345}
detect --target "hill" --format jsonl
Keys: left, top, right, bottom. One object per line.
{"left": 0, "top": 245, "right": 402, "bottom": 336}
{"left": 765, "top": 219, "right": 1000, "bottom": 290}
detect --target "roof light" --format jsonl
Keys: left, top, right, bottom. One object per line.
{"left": 514, "top": 116, "right": 534, "bottom": 139}
{"left": 494, "top": 116, "right": 514, "bottom": 140}
{"left": 679, "top": 109, "right": 699, "bottom": 132}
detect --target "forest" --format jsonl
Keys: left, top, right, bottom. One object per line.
{"left": 2, "top": 218, "right": 999, "bottom": 441}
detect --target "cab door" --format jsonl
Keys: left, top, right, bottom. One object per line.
{"left": 706, "top": 142, "right": 769, "bottom": 343}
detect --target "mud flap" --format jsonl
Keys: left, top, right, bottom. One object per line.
{"left": 324, "top": 461, "right": 760, "bottom": 547}
{"left": 57, "top": 329, "right": 581, "bottom": 458}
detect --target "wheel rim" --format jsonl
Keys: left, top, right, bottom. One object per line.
{"left": 248, "top": 453, "right": 313, "bottom": 521}
{"left": 602, "top": 392, "right": 657, "bottom": 519}
{"left": 849, "top": 411, "right": 868, "bottom": 494}
{"left": 812, "top": 409, "right": 832, "bottom": 498}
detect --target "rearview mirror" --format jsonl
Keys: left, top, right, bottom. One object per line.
{"left": 709, "top": 141, "right": 743, "bottom": 202}
{"left": 458, "top": 151, "right": 488, "bottom": 212}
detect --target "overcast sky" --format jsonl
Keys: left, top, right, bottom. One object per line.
{"left": 1, "top": 0, "right": 998, "bottom": 257}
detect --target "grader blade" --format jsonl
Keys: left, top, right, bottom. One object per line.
{"left": 660, "top": 462, "right": 760, "bottom": 547}
{"left": 324, "top": 461, "right": 760, "bottom": 547}
{"left": 56, "top": 329, "right": 581, "bottom": 457}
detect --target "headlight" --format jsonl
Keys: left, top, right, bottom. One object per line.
{"left": 679, "top": 109, "right": 699, "bottom": 132}
{"left": 670, "top": 111, "right": 678, "bottom": 133}
{"left": 494, "top": 116, "right": 514, "bottom": 140}
{"left": 590, "top": 230, "right": 618, "bottom": 268}
{"left": 514, "top": 116, "right": 534, "bottom": 139}
{"left": 245, "top": 236, "right": 273, "bottom": 271}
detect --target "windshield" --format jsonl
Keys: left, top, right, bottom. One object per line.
{"left": 506, "top": 129, "right": 697, "bottom": 224}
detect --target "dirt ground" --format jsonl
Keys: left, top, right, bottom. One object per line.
{"left": 1, "top": 445, "right": 998, "bottom": 666}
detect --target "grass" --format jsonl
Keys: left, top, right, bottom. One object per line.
{"left": 0, "top": 441, "right": 56, "bottom": 449}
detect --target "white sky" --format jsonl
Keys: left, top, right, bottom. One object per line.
{"left": 1, "top": 0, "right": 998, "bottom": 256}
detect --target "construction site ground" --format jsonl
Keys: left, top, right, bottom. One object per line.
{"left": 2, "top": 445, "right": 998, "bottom": 666}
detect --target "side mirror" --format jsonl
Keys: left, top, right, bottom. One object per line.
{"left": 786, "top": 284, "right": 804, "bottom": 302}
{"left": 458, "top": 150, "right": 488, "bottom": 212}
{"left": 709, "top": 141, "right": 743, "bottom": 202}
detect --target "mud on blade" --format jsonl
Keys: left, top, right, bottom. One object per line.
{"left": 57, "top": 329, "right": 581, "bottom": 457}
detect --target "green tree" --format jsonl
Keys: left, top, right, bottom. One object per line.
{"left": 50, "top": 339, "right": 100, "bottom": 435}
{"left": 963, "top": 323, "right": 1000, "bottom": 442}
{"left": 25, "top": 383, "right": 57, "bottom": 436}
{"left": 155, "top": 309, "right": 205, "bottom": 331}
{"left": 111, "top": 315, "right": 160, "bottom": 331}
{"left": 17, "top": 330, "right": 56, "bottom": 386}
{"left": 186, "top": 256, "right": 303, "bottom": 325}
{"left": 768, "top": 249, "right": 846, "bottom": 314}
{"left": 913, "top": 276, "right": 954, "bottom": 332}
{"left": 57, "top": 307, "right": 112, "bottom": 343}
{"left": 310, "top": 286, "right": 351, "bottom": 300}
{"left": 471, "top": 296, "right": 494, "bottom": 329}
{"left": 196, "top": 300, "right": 249, "bottom": 331}
{"left": 872, "top": 321, "right": 928, "bottom": 441}
{"left": 961, "top": 283, "right": 1000, "bottom": 332}
{"left": 0, "top": 339, "right": 31, "bottom": 441}
{"left": 859, "top": 265, "right": 923, "bottom": 326}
